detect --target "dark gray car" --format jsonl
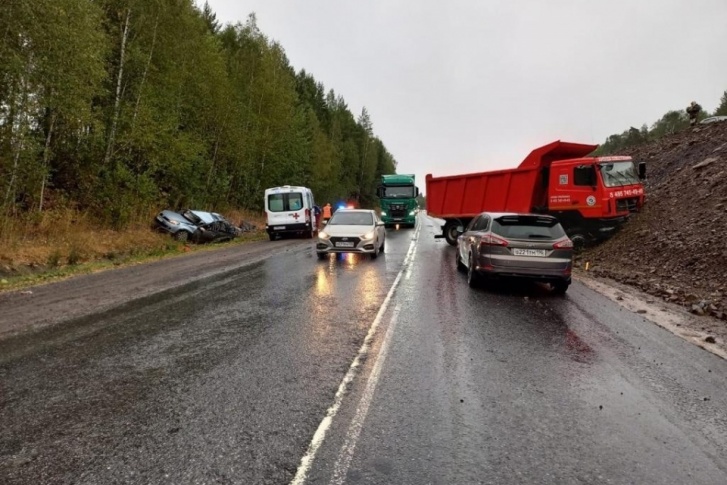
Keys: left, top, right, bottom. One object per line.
{"left": 456, "top": 212, "right": 574, "bottom": 293}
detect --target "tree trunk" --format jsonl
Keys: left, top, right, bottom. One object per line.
{"left": 359, "top": 138, "right": 370, "bottom": 203}
{"left": 130, "top": 16, "right": 158, "bottom": 133}
{"left": 104, "top": 8, "right": 131, "bottom": 166}
{"left": 38, "top": 112, "right": 57, "bottom": 212}
{"left": 206, "top": 134, "right": 221, "bottom": 188}
{"left": 3, "top": 73, "right": 30, "bottom": 213}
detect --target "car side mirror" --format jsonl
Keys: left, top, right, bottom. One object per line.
{"left": 376, "top": 221, "right": 385, "bottom": 226}
{"left": 322, "top": 220, "right": 328, "bottom": 225}
{"left": 638, "top": 162, "right": 646, "bottom": 180}
{"left": 416, "top": 187, "right": 420, "bottom": 197}
{"left": 456, "top": 225, "right": 464, "bottom": 235}
{"left": 376, "top": 186, "right": 384, "bottom": 198}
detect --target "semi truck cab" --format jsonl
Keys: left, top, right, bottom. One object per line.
{"left": 377, "top": 174, "right": 419, "bottom": 228}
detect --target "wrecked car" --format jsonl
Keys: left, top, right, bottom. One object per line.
{"left": 154, "top": 210, "right": 241, "bottom": 243}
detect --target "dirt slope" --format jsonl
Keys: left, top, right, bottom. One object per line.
{"left": 584, "top": 121, "right": 727, "bottom": 322}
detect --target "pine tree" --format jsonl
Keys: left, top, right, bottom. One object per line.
{"left": 715, "top": 90, "right": 727, "bottom": 116}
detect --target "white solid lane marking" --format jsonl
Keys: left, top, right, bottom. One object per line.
{"left": 405, "top": 244, "right": 418, "bottom": 280}
{"left": 290, "top": 225, "right": 420, "bottom": 485}
{"left": 404, "top": 219, "right": 422, "bottom": 280}
{"left": 330, "top": 304, "right": 402, "bottom": 484}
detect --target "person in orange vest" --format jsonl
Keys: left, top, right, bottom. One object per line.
{"left": 322, "top": 203, "right": 332, "bottom": 223}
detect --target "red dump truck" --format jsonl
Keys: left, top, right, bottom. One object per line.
{"left": 426, "top": 140, "right": 646, "bottom": 247}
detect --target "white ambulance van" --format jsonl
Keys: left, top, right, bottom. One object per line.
{"left": 264, "top": 185, "right": 318, "bottom": 240}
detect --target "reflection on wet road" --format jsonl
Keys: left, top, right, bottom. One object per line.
{"left": 1, "top": 215, "right": 726, "bottom": 484}
{"left": 304, "top": 217, "right": 727, "bottom": 485}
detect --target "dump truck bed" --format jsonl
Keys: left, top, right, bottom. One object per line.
{"left": 425, "top": 141, "right": 597, "bottom": 218}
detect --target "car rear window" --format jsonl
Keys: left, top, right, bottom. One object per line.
{"left": 268, "top": 193, "right": 303, "bottom": 212}
{"left": 492, "top": 216, "right": 565, "bottom": 240}
{"left": 329, "top": 212, "right": 373, "bottom": 225}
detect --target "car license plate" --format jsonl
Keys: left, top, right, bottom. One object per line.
{"left": 335, "top": 242, "right": 354, "bottom": 248}
{"left": 273, "top": 226, "right": 285, "bottom": 230}
{"left": 513, "top": 248, "right": 547, "bottom": 257}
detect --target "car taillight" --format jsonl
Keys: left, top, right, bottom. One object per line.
{"left": 553, "top": 238, "right": 573, "bottom": 249}
{"left": 305, "top": 208, "right": 311, "bottom": 222}
{"left": 479, "top": 234, "right": 509, "bottom": 249}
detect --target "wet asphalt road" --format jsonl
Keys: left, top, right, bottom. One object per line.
{"left": 2, "top": 214, "right": 727, "bottom": 484}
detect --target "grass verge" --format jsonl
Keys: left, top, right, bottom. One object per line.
{"left": 0, "top": 208, "right": 267, "bottom": 293}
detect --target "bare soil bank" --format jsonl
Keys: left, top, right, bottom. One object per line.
{"left": 584, "top": 121, "right": 727, "bottom": 324}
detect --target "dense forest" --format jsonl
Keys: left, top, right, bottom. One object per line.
{"left": 0, "top": 0, "right": 397, "bottom": 231}
{"left": 594, "top": 89, "right": 727, "bottom": 155}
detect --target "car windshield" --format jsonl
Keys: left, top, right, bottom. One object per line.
{"left": 492, "top": 216, "right": 565, "bottom": 240}
{"left": 599, "top": 161, "right": 639, "bottom": 187}
{"left": 329, "top": 212, "right": 373, "bottom": 226}
{"left": 181, "top": 210, "right": 203, "bottom": 224}
{"left": 189, "top": 211, "right": 215, "bottom": 224}
{"left": 382, "top": 186, "right": 415, "bottom": 198}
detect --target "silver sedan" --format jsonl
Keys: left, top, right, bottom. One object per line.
{"left": 316, "top": 209, "right": 386, "bottom": 259}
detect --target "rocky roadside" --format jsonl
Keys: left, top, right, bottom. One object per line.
{"left": 583, "top": 121, "right": 727, "bottom": 324}
{"left": 575, "top": 269, "right": 726, "bottom": 359}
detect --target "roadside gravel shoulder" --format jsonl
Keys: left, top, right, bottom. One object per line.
{"left": 575, "top": 270, "right": 727, "bottom": 360}
{"left": 0, "top": 239, "right": 309, "bottom": 341}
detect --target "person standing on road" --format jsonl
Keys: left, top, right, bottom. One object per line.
{"left": 313, "top": 204, "right": 322, "bottom": 229}
{"left": 686, "top": 101, "right": 702, "bottom": 126}
{"left": 322, "top": 203, "right": 332, "bottom": 223}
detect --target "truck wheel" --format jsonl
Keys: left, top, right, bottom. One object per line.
{"left": 444, "top": 221, "right": 460, "bottom": 246}
{"left": 569, "top": 231, "right": 588, "bottom": 252}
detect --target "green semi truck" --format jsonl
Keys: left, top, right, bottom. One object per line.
{"left": 376, "top": 174, "right": 420, "bottom": 228}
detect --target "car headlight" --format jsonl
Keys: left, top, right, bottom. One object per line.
{"left": 362, "top": 231, "right": 375, "bottom": 239}
{"left": 380, "top": 211, "right": 387, "bottom": 216}
{"left": 169, "top": 220, "right": 180, "bottom": 225}
{"left": 319, "top": 231, "right": 330, "bottom": 239}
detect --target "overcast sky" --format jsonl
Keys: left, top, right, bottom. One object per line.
{"left": 202, "top": 0, "right": 727, "bottom": 192}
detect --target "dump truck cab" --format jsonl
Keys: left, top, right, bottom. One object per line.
{"left": 543, "top": 154, "right": 645, "bottom": 246}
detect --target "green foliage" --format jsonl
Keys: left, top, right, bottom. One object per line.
{"left": 595, "top": 90, "right": 726, "bottom": 155}
{"left": 0, "top": 1, "right": 398, "bottom": 233}
{"left": 715, "top": 91, "right": 727, "bottom": 117}
{"left": 0, "top": 0, "right": 107, "bottom": 214}
{"left": 649, "top": 110, "right": 689, "bottom": 139}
